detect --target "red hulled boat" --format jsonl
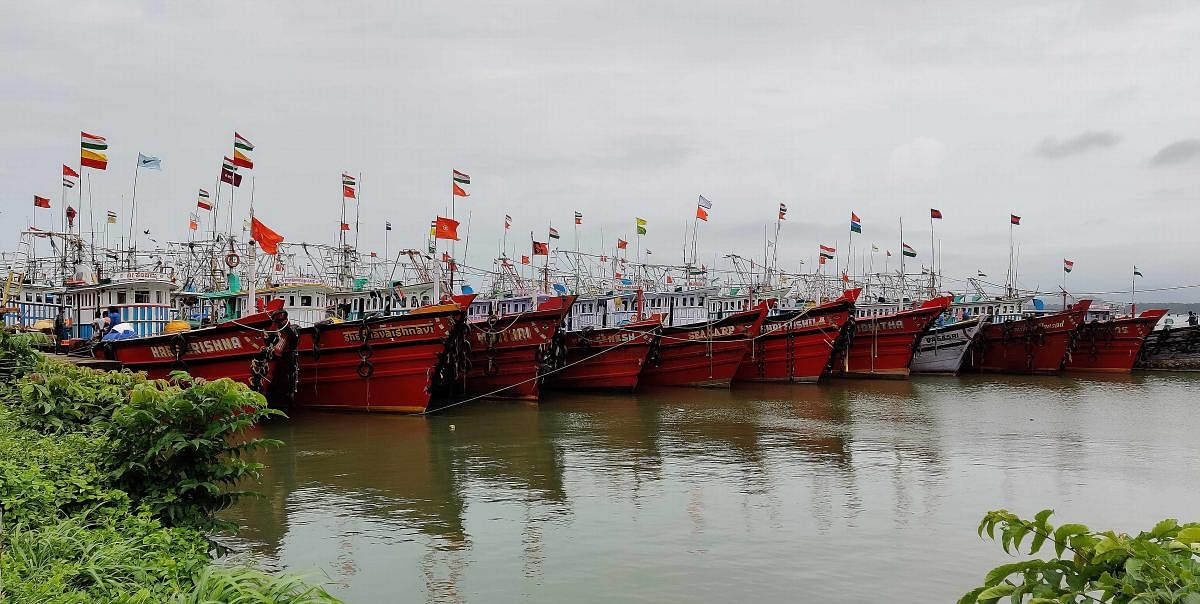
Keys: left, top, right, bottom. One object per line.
{"left": 829, "top": 296, "right": 952, "bottom": 379}
{"left": 735, "top": 289, "right": 860, "bottom": 383}
{"left": 93, "top": 302, "right": 295, "bottom": 396}
{"left": 544, "top": 317, "right": 661, "bottom": 391}
{"left": 975, "top": 299, "right": 1092, "bottom": 374}
{"left": 461, "top": 296, "right": 575, "bottom": 401}
{"left": 640, "top": 304, "right": 767, "bottom": 388}
{"left": 290, "top": 303, "right": 466, "bottom": 413}
{"left": 1066, "top": 308, "right": 1167, "bottom": 373}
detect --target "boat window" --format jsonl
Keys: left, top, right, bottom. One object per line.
{"left": 288, "top": 296, "right": 295, "bottom": 306}
{"left": 134, "top": 290, "right": 149, "bottom": 304}
{"left": 301, "top": 296, "right": 312, "bottom": 306}
{"left": 155, "top": 290, "right": 162, "bottom": 303}
{"left": 117, "top": 291, "right": 127, "bottom": 304}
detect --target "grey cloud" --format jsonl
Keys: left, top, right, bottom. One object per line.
{"left": 1033, "top": 131, "right": 1121, "bottom": 159}
{"left": 1149, "top": 139, "right": 1200, "bottom": 166}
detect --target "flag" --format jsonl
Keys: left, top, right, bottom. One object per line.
{"left": 1134, "top": 266, "right": 1143, "bottom": 277}
{"left": 137, "top": 153, "right": 162, "bottom": 170}
{"left": 233, "top": 133, "right": 254, "bottom": 169}
{"left": 434, "top": 216, "right": 460, "bottom": 240}
{"left": 453, "top": 183, "right": 469, "bottom": 197}
{"left": 696, "top": 206, "right": 708, "bottom": 221}
{"left": 62, "top": 177, "right": 75, "bottom": 188}
{"left": 871, "top": 243, "right": 879, "bottom": 252}
{"left": 617, "top": 238, "right": 628, "bottom": 249}
{"left": 220, "top": 157, "right": 242, "bottom": 187}
{"left": 574, "top": 211, "right": 583, "bottom": 225}
{"left": 386, "top": 221, "right": 392, "bottom": 231}
{"left": 1063, "top": 259, "right": 1074, "bottom": 273}
{"left": 887, "top": 250, "right": 892, "bottom": 257}
{"left": 841, "top": 272, "right": 849, "bottom": 283}
{"left": 188, "top": 214, "right": 199, "bottom": 231}
{"left": 504, "top": 214, "right": 512, "bottom": 230}
{"left": 106, "top": 210, "right": 117, "bottom": 224}
{"left": 902, "top": 243, "right": 917, "bottom": 257}
{"left": 442, "top": 252, "right": 452, "bottom": 263}
{"left": 850, "top": 212, "right": 862, "bottom": 233}
{"left": 453, "top": 169, "right": 470, "bottom": 184}
{"left": 342, "top": 173, "right": 356, "bottom": 199}
{"left": 635, "top": 217, "right": 647, "bottom": 235}
{"left": 778, "top": 203, "right": 787, "bottom": 220}
{"left": 1010, "top": 214, "right": 1021, "bottom": 225}
{"left": 549, "top": 226, "right": 560, "bottom": 239}
{"left": 340, "top": 222, "right": 351, "bottom": 231}
{"left": 819, "top": 245, "right": 835, "bottom": 260}
{"left": 81, "top": 132, "right": 108, "bottom": 170}
{"left": 818, "top": 256, "right": 827, "bottom": 265}
{"left": 977, "top": 270, "right": 986, "bottom": 277}
{"left": 931, "top": 208, "right": 943, "bottom": 219}
{"left": 33, "top": 195, "right": 50, "bottom": 208}
{"left": 370, "top": 251, "right": 377, "bottom": 258}
{"left": 233, "top": 149, "right": 253, "bottom": 170}
{"left": 521, "top": 255, "right": 530, "bottom": 264}
{"left": 250, "top": 216, "right": 285, "bottom": 254}
{"left": 430, "top": 220, "right": 436, "bottom": 236}
{"left": 63, "top": 164, "right": 79, "bottom": 188}
{"left": 197, "top": 189, "right": 212, "bottom": 210}
{"left": 66, "top": 206, "right": 76, "bottom": 227}
{"left": 532, "top": 241, "right": 549, "bottom": 256}
{"left": 698, "top": 195, "right": 713, "bottom": 209}
{"left": 234, "top": 132, "right": 255, "bottom": 151}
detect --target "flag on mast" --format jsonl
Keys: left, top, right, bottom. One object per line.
{"left": 220, "top": 157, "right": 242, "bottom": 187}
{"left": 901, "top": 243, "right": 917, "bottom": 257}
{"left": 778, "top": 203, "right": 787, "bottom": 220}
{"left": 80, "top": 132, "right": 108, "bottom": 170}
{"left": 635, "top": 217, "right": 647, "bottom": 235}
{"left": 63, "top": 165, "right": 79, "bottom": 188}
{"left": 452, "top": 183, "right": 469, "bottom": 197}
{"left": 1010, "top": 214, "right": 1021, "bottom": 225}
{"left": 188, "top": 213, "right": 199, "bottom": 231}
{"left": 107, "top": 210, "right": 117, "bottom": 224}
{"left": 33, "top": 195, "right": 50, "bottom": 208}
{"left": 65, "top": 206, "right": 76, "bottom": 227}
{"left": 197, "top": 189, "right": 212, "bottom": 210}
{"left": 385, "top": 221, "right": 392, "bottom": 231}
{"left": 233, "top": 133, "right": 254, "bottom": 169}
{"left": 819, "top": 244, "right": 836, "bottom": 259}
{"left": 137, "top": 153, "right": 162, "bottom": 170}
{"left": 504, "top": 214, "right": 512, "bottom": 230}
{"left": 1133, "top": 266, "right": 1143, "bottom": 277}
{"left": 532, "top": 241, "right": 549, "bottom": 255}
{"left": 696, "top": 195, "right": 712, "bottom": 221}
{"left": 453, "top": 170, "right": 470, "bottom": 184}
{"left": 850, "top": 212, "right": 862, "bottom": 233}
{"left": 549, "top": 226, "right": 560, "bottom": 239}
{"left": 433, "top": 216, "right": 460, "bottom": 240}
{"left": 574, "top": 211, "right": 582, "bottom": 225}
{"left": 930, "top": 208, "right": 943, "bottom": 219}
{"left": 1063, "top": 259, "right": 1074, "bottom": 273}
{"left": 342, "top": 173, "right": 356, "bottom": 199}
{"left": 616, "top": 238, "right": 628, "bottom": 249}
{"left": 250, "top": 216, "right": 285, "bottom": 254}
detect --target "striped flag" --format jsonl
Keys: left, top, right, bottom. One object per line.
{"left": 342, "top": 173, "right": 356, "bottom": 199}
{"left": 574, "top": 211, "right": 582, "bottom": 225}
{"left": 1063, "top": 259, "right": 1074, "bottom": 273}
{"left": 549, "top": 226, "right": 561, "bottom": 239}
{"left": 197, "top": 189, "right": 212, "bottom": 210}
{"left": 34, "top": 195, "right": 50, "bottom": 208}
{"left": 819, "top": 244, "right": 835, "bottom": 259}
{"left": 233, "top": 133, "right": 254, "bottom": 169}
{"left": 698, "top": 195, "right": 713, "bottom": 209}
{"left": 453, "top": 170, "right": 470, "bottom": 184}
{"left": 902, "top": 243, "right": 917, "bottom": 257}
{"left": 63, "top": 164, "right": 79, "bottom": 188}
{"left": 635, "top": 217, "right": 647, "bottom": 235}
{"left": 850, "top": 212, "right": 862, "bottom": 233}
{"left": 1134, "top": 266, "right": 1143, "bottom": 277}
{"left": 107, "top": 210, "right": 117, "bottom": 224}
{"left": 220, "top": 157, "right": 242, "bottom": 187}
{"left": 386, "top": 220, "right": 392, "bottom": 231}
{"left": 504, "top": 214, "right": 512, "bottom": 230}
{"left": 81, "top": 132, "right": 108, "bottom": 170}
{"left": 778, "top": 203, "right": 787, "bottom": 220}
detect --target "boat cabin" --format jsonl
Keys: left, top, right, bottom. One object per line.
{"left": 1, "top": 280, "right": 64, "bottom": 330}
{"left": 62, "top": 271, "right": 175, "bottom": 338}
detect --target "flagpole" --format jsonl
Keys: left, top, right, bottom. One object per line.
{"left": 127, "top": 157, "right": 141, "bottom": 267}
{"left": 60, "top": 181, "right": 68, "bottom": 283}
{"left": 929, "top": 212, "right": 936, "bottom": 296}
{"left": 1006, "top": 218, "right": 1014, "bottom": 297}
{"left": 86, "top": 172, "right": 96, "bottom": 272}
{"left": 1131, "top": 267, "right": 1137, "bottom": 316}
{"left": 353, "top": 171, "right": 362, "bottom": 251}
{"left": 245, "top": 176, "right": 256, "bottom": 317}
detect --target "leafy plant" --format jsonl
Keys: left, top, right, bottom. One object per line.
{"left": 962, "top": 509, "right": 1200, "bottom": 603}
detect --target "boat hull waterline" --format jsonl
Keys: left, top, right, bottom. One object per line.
{"left": 640, "top": 305, "right": 768, "bottom": 388}
{"left": 975, "top": 300, "right": 1092, "bottom": 374}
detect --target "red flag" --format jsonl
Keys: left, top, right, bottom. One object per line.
{"left": 521, "top": 255, "right": 530, "bottom": 265}
{"left": 442, "top": 252, "right": 452, "bottom": 263}
{"left": 188, "top": 218, "right": 198, "bottom": 231}
{"left": 370, "top": 252, "right": 378, "bottom": 258}
{"left": 819, "top": 256, "right": 827, "bottom": 265}
{"left": 340, "top": 222, "right": 351, "bottom": 231}
{"left": 696, "top": 207, "right": 708, "bottom": 221}
{"left": 343, "top": 185, "right": 356, "bottom": 199}
{"left": 452, "top": 183, "right": 469, "bottom": 197}
{"left": 434, "top": 216, "right": 460, "bottom": 240}
{"left": 532, "top": 241, "right": 549, "bottom": 256}
{"left": 251, "top": 217, "right": 285, "bottom": 254}
{"left": 63, "top": 165, "right": 80, "bottom": 178}
{"left": 33, "top": 195, "right": 50, "bottom": 208}
{"left": 1010, "top": 214, "right": 1021, "bottom": 225}
{"left": 616, "top": 238, "right": 628, "bottom": 249}
{"left": 66, "top": 206, "right": 77, "bottom": 227}
{"left": 930, "top": 208, "right": 943, "bottom": 219}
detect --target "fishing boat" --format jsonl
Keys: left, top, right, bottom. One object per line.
{"left": 1065, "top": 308, "right": 1167, "bottom": 373}
{"left": 974, "top": 300, "right": 1091, "bottom": 374}
{"left": 289, "top": 302, "right": 466, "bottom": 413}
{"left": 460, "top": 295, "right": 575, "bottom": 401}
{"left": 911, "top": 317, "right": 987, "bottom": 374}
{"left": 542, "top": 295, "right": 660, "bottom": 391}
{"left": 92, "top": 299, "right": 295, "bottom": 395}
{"left": 829, "top": 296, "right": 952, "bottom": 378}
{"left": 640, "top": 304, "right": 767, "bottom": 388}
{"left": 734, "top": 289, "right": 859, "bottom": 383}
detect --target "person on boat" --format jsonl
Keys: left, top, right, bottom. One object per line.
{"left": 53, "top": 310, "right": 66, "bottom": 352}
{"left": 106, "top": 306, "right": 121, "bottom": 330}
{"left": 91, "top": 311, "right": 105, "bottom": 339}
{"left": 1189, "top": 311, "right": 1197, "bottom": 327}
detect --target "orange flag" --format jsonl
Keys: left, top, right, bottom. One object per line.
{"left": 696, "top": 206, "right": 708, "bottom": 221}
{"left": 452, "top": 183, "right": 469, "bottom": 197}
{"left": 434, "top": 216, "right": 460, "bottom": 240}
{"left": 251, "top": 217, "right": 285, "bottom": 254}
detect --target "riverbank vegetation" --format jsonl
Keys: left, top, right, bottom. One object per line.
{"left": 0, "top": 330, "right": 340, "bottom": 603}
{"left": 962, "top": 509, "right": 1200, "bottom": 603}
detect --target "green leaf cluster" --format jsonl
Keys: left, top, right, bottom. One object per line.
{"left": 963, "top": 509, "right": 1200, "bottom": 603}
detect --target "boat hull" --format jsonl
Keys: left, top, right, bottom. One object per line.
{"left": 911, "top": 318, "right": 985, "bottom": 375}
{"left": 640, "top": 306, "right": 766, "bottom": 388}
{"left": 544, "top": 320, "right": 659, "bottom": 391}
{"left": 1137, "top": 324, "right": 1200, "bottom": 371}
{"left": 975, "top": 302, "right": 1091, "bottom": 374}
{"left": 830, "top": 297, "right": 952, "bottom": 379}
{"left": 291, "top": 309, "right": 462, "bottom": 413}
{"left": 92, "top": 310, "right": 294, "bottom": 396}
{"left": 1066, "top": 310, "right": 1167, "bottom": 373}
{"left": 735, "top": 300, "right": 853, "bottom": 383}
{"left": 461, "top": 301, "right": 573, "bottom": 401}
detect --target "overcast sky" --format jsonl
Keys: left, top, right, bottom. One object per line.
{"left": 3, "top": 1, "right": 1199, "bottom": 299}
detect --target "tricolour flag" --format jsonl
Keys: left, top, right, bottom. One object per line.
{"left": 137, "top": 153, "right": 162, "bottom": 170}
{"left": 453, "top": 170, "right": 470, "bottom": 185}
{"left": 251, "top": 216, "right": 285, "bottom": 254}
{"left": 616, "top": 238, "right": 628, "bottom": 250}
{"left": 63, "top": 177, "right": 75, "bottom": 188}
{"left": 819, "top": 244, "right": 836, "bottom": 259}
{"left": 34, "top": 195, "right": 50, "bottom": 208}
{"left": 197, "top": 189, "right": 212, "bottom": 210}
{"left": 902, "top": 243, "right": 917, "bottom": 257}
{"left": 63, "top": 164, "right": 79, "bottom": 188}
{"left": 850, "top": 212, "right": 862, "bottom": 233}
{"left": 635, "top": 217, "right": 647, "bottom": 235}
{"left": 234, "top": 132, "right": 254, "bottom": 151}
{"left": 1063, "top": 259, "right": 1074, "bottom": 273}
{"left": 698, "top": 195, "right": 713, "bottom": 209}
{"left": 434, "top": 216, "right": 460, "bottom": 240}
{"left": 549, "top": 226, "right": 560, "bottom": 239}
{"left": 504, "top": 214, "right": 512, "bottom": 230}
{"left": 977, "top": 270, "right": 986, "bottom": 277}
{"left": 574, "top": 211, "right": 582, "bottom": 225}
{"left": 453, "top": 183, "right": 469, "bottom": 197}
{"left": 342, "top": 172, "right": 356, "bottom": 199}
{"left": 220, "top": 157, "right": 242, "bottom": 187}
{"left": 233, "top": 133, "right": 254, "bottom": 169}
{"left": 778, "top": 203, "right": 787, "bottom": 220}
{"left": 871, "top": 243, "right": 879, "bottom": 252}
{"left": 1134, "top": 266, "right": 1143, "bottom": 277}
{"left": 1010, "top": 214, "right": 1021, "bottom": 225}
{"left": 386, "top": 221, "right": 392, "bottom": 231}
{"left": 931, "top": 208, "right": 943, "bottom": 219}
{"left": 532, "top": 241, "right": 549, "bottom": 256}
{"left": 81, "top": 131, "right": 108, "bottom": 170}
{"left": 107, "top": 210, "right": 117, "bottom": 224}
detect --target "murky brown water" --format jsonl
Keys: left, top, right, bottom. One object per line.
{"left": 223, "top": 373, "right": 1200, "bottom": 602}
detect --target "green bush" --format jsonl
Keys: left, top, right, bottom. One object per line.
{"left": 962, "top": 509, "right": 1200, "bottom": 603}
